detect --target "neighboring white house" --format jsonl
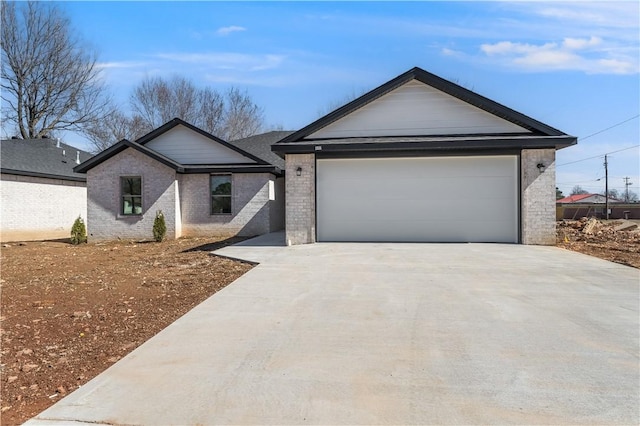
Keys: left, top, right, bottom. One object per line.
{"left": 74, "top": 119, "right": 286, "bottom": 242}
{"left": 273, "top": 67, "right": 577, "bottom": 245}
{"left": 1, "top": 138, "right": 91, "bottom": 242}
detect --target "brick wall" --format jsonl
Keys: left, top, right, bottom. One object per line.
{"left": 0, "top": 174, "right": 86, "bottom": 242}
{"left": 86, "top": 148, "right": 178, "bottom": 242}
{"left": 521, "top": 149, "right": 556, "bottom": 245}
{"left": 179, "top": 172, "right": 276, "bottom": 237}
{"left": 285, "top": 153, "right": 315, "bottom": 245}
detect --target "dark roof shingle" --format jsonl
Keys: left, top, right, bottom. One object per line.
{"left": 1, "top": 138, "right": 92, "bottom": 181}
{"left": 230, "top": 131, "right": 294, "bottom": 169}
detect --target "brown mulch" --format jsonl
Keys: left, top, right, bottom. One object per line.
{"left": 556, "top": 218, "right": 640, "bottom": 269}
{"left": 0, "top": 237, "right": 253, "bottom": 425}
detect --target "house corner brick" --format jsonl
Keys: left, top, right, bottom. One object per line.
{"left": 285, "top": 153, "right": 316, "bottom": 245}
{"left": 521, "top": 149, "right": 556, "bottom": 245}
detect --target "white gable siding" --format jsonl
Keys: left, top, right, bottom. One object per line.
{"left": 308, "top": 80, "right": 531, "bottom": 139}
{"left": 145, "top": 125, "right": 256, "bottom": 164}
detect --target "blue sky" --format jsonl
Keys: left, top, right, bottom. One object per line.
{"left": 39, "top": 2, "right": 640, "bottom": 196}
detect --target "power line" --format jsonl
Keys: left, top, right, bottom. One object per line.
{"left": 579, "top": 114, "right": 640, "bottom": 142}
{"left": 557, "top": 144, "right": 640, "bottom": 167}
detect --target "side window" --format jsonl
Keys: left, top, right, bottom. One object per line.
{"left": 121, "top": 176, "right": 142, "bottom": 215}
{"left": 211, "top": 175, "right": 232, "bottom": 215}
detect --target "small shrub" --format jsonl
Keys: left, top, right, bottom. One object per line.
{"left": 70, "top": 216, "right": 87, "bottom": 245}
{"left": 153, "top": 210, "right": 167, "bottom": 242}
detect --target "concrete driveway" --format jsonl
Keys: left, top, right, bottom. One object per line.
{"left": 28, "top": 233, "right": 639, "bottom": 425}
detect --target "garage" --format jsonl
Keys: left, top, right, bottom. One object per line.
{"left": 316, "top": 156, "right": 519, "bottom": 243}
{"left": 272, "top": 67, "right": 577, "bottom": 246}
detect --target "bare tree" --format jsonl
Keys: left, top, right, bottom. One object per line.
{"left": 197, "top": 87, "right": 225, "bottom": 137}
{"left": 570, "top": 185, "right": 589, "bottom": 195}
{"left": 1, "top": 1, "right": 109, "bottom": 139}
{"left": 130, "top": 75, "right": 261, "bottom": 140}
{"left": 606, "top": 189, "right": 620, "bottom": 200}
{"left": 223, "top": 87, "right": 264, "bottom": 141}
{"left": 130, "top": 75, "right": 201, "bottom": 128}
{"left": 83, "top": 107, "right": 148, "bottom": 152}
{"left": 316, "top": 87, "right": 367, "bottom": 118}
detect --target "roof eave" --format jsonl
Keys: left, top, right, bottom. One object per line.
{"left": 181, "top": 165, "right": 283, "bottom": 176}
{"left": 74, "top": 139, "right": 184, "bottom": 173}
{"left": 272, "top": 136, "right": 577, "bottom": 154}
{"left": 1, "top": 168, "right": 86, "bottom": 182}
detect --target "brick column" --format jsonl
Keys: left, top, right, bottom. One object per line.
{"left": 285, "top": 153, "right": 315, "bottom": 245}
{"left": 521, "top": 149, "right": 556, "bottom": 245}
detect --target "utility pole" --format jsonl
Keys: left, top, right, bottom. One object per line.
{"left": 604, "top": 154, "right": 609, "bottom": 220}
{"left": 623, "top": 176, "right": 633, "bottom": 202}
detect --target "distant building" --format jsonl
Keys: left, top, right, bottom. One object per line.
{"left": 556, "top": 193, "right": 623, "bottom": 204}
{"left": 1, "top": 137, "right": 91, "bottom": 242}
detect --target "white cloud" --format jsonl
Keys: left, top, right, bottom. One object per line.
{"left": 154, "top": 52, "right": 285, "bottom": 72}
{"left": 96, "top": 61, "right": 147, "bottom": 69}
{"left": 562, "top": 36, "right": 602, "bottom": 50}
{"left": 441, "top": 47, "right": 464, "bottom": 57}
{"left": 479, "top": 37, "right": 638, "bottom": 74}
{"left": 533, "top": 3, "right": 639, "bottom": 30}
{"left": 466, "top": 2, "right": 639, "bottom": 75}
{"left": 216, "top": 26, "right": 246, "bottom": 36}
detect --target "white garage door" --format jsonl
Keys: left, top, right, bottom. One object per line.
{"left": 316, "top": 156, "right": 519, "bottom": 243}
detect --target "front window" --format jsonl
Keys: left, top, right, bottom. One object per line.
{"left": 211, "top": 175, "right": 231, "bottom": 214}
{"left": 121, "top": 176, "right": 142, "bottom": 215}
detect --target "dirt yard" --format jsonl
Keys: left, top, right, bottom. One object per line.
{"left": 1, "top": 224, "right": 638, "bottom": 425}
{"left": 0, "top": 237, "right": 253, "bottom": 425}
{"left": 556, "top": 219, "right": 640, "bottom": 269}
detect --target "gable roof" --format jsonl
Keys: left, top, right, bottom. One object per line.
{"left": 137, "top": 118, "right": 269, "bottom": 165}
{"left": 230, "top": 131, "right": 294, "bottom": 169}
{"left": 74, "top": 138, "right": 183, "bottom": 173}
{"left": 557, "top": 193, "right": 623, "bottom": 204}
{"left": 273, "top": 67, "right": 576, "bottom": 155}
{"left": 74, "top": 120, "right": 283, "bottom": 175}
{"left": 1, "top": 138, "right": 92, "bottom": 181}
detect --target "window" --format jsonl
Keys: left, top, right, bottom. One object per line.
{"left": 121, "top": 176, "right": 142, "bottom": 215}
{"left": 211, "top": 175, "right": 232, "bottom": 214}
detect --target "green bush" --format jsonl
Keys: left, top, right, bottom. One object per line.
{"left": 70, "top": 216, "right": 87, "bottom": 245}
{"left": 153, "top": 210, "right": 167, "bottom": 242}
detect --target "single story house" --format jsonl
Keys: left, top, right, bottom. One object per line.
{"left": 556, "top": 193, "right": 638, "bottom": 220}
{"left": 272, "top": 67, "right": 577, "bottom": 245}
{"left": 74, "top": 119, "right": 286, "bottom": 242}
{"left": 556, "top": 194, "right": 622, "bottom": 204}
{"left": 1, "top": 137, "right": 91, "bottom": 242}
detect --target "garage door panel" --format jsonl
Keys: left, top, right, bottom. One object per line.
{"left": 320, "top": 218, "right": 515, "bottom": 242}
{"left": 317, "top": 156, "right": 518, "bottom": 243}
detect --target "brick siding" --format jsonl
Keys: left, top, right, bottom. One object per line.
{"left": 1, "top": 173, "right": 86, "bottom": 242}
{"left": 86, "top": 148, "right": 178, "bottom": 242}
{"left": 180, "top": 172, "right": 280, "bottom": 238}
{"left": 86, "top": 148, "right": 283, "bottom": 241}
{"left": 285, "top": 153, "right": 316, "bottom": 245}
{"left": 521, "top": 149, "right": 556, "bottom": 245}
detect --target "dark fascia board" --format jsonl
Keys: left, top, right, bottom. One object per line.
{"left": 135, "top": 118, "right": 270, "bottom": 165}
{"left": 272, "top": 135, "right": 576, "bottom": 154}
{"left": 1, "top": 168, "right": 86, "bottom": 182}
{"left": 276, "top": 67, "right": 569, "bottom": 146}
{"left": 181, "top": 165, "right": 283, "bottom": 176}
{"left": 74, "top": 140, "right": 283, "bottom": 176}
{"left": 74, "top": 139, "right": 185, "bottom": 173}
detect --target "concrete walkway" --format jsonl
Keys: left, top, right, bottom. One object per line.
{"left": 27, "top": 234, "right": 639, "bottom": 425}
